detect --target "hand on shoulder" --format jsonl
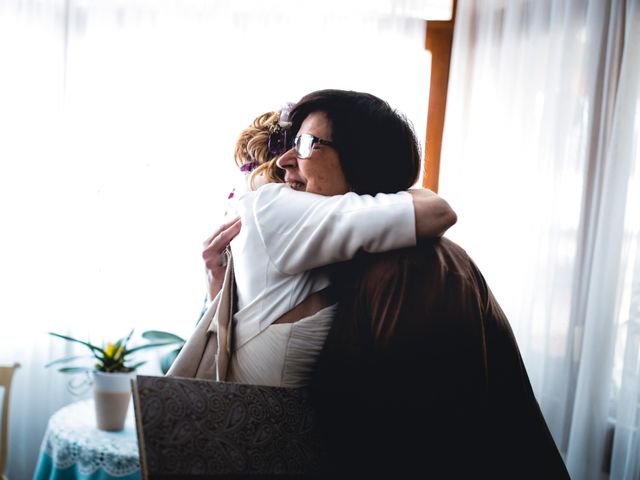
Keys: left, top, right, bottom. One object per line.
{"left": 409, "top": 188, "right": 457, "bottom": 239}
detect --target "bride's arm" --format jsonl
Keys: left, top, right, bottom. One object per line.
{"left": 202, "top": 217, "right": 241, "bottom": 301}
{"left": 409, "top": 189, "right": 457, "bottom": 238}
{"left": 202, "top": 185, "right": 456, "bottom": 299}
{"left": 251, "top": 184, "right": 456, "bottom": 275}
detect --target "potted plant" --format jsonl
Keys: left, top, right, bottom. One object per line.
{"left": 46, "top": 329, "right": 178, "bottom": 431}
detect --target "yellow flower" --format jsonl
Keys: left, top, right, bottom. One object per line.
{"left": 105, "top": 343, "right": 117, "bottom": 358}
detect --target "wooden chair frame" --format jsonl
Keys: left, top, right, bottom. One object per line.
{"left": 0, "top": 363, "right": 20, "bottom": 480}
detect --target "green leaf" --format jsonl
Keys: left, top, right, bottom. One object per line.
{"left": 141, "top": 330, "right": 185, "bottom": 343}
{"left": 49, "top": 332, "right": 108, "bottom": 356}
{"left": 45, "top": 354, "right": 92, "bottom": 368}
{"left": 126, "top": 341, "right": 179, "bottom": 354}
{"left": 57, "top": 366, "right": 95, "bottom": 374}
{"left": 160, "top": 347, "right": 182, "bottom": 375}
{"left": 128, "top": 360, "right": 147, "bottom": 370}
{"left": 120, "top": 329, "right": 135, "bottom": 351}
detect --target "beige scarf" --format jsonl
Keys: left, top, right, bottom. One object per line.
{"left": 166, "top": 251, "right": 336, "bottom": 381}
{"left": 166, "top": 252, "right": 235, "bottom": 381}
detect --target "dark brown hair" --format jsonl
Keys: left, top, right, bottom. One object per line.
{"left": 290, "top": 89, "right": 421, "bottom": 195}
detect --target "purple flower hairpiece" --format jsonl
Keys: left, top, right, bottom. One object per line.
{"left": 267, "top": 128, "right": 289, "bottom": 157}
{"left": 267, "top": 102, "right": 295, "bottom": 157}
{"left": 240, "top": 161, "right": 259, "bottom": 173}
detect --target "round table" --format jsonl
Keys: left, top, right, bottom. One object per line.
{"left": 33, "top": 399, "right": 140, "bottom": 480}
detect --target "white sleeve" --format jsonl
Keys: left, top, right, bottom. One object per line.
{"left": 246, "top": 183, "right": 416, "bottom": 275}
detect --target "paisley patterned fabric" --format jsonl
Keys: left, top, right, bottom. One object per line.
{"left": 132, "top": 375, "right": 320, "bottom": 477}
{"left": 35, "top": 399, "right": 140, "bottom": 479}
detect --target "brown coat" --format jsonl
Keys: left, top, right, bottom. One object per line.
{"left": 311, "top": 238, "right": 570, "bottom": 478}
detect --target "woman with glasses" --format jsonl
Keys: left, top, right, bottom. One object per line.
{"left": 169, "top": 89, "right": 457, "bottom": 385}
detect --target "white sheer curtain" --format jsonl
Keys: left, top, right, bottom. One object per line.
{"left": 439, "top": 1, "right": 640, "bottom": 478}
{"left": 0, "top": 1, "right": 436, "bottom": 478}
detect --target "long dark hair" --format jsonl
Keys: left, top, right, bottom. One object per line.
{"left": 290, "top": 89, "right": 421, "bottom": 195}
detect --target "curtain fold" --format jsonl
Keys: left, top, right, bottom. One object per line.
{"left": 608, "top": 3, "right": 640, "bottom": 478}
{"left": 440, "top": 1, "right": 640, "bottom": 478}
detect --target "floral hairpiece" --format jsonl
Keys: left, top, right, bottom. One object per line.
{"left": 240, "top": 161, "right": 259, "bottom": 173}
{"left": 267, "top": 102, "right": 295, "bottom": 157}
{"left": 238, "top": 103, "right": 294, "bottom": 174}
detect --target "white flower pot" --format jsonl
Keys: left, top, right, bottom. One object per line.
{"left": 93, "top": 370, "right": 135, "bottom": 431}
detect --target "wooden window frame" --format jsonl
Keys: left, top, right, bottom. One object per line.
{"left": 423, "top": 1, "right": 457, "bottom": 192}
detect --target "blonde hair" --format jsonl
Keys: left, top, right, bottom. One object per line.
{"left": 234, "top": 111, "right": 285, "bottom": 190}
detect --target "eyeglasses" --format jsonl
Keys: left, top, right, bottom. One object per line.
{"left": 293, "top": 133, "right": 335, "bottom": 159}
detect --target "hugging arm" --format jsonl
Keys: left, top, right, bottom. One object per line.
{"left": 253, "top": 185, "right": 456, "bottom": 275}
{"left": 203, "top": 186, "right": 457, "bottom": 299}
{"left": 409, "top": 189, "right": 457, "bottom": 238}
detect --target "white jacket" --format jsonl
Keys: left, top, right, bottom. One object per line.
{"left": 231, "top": 183, "right": 416, "bottom": 349}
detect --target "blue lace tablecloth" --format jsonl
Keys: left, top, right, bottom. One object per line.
{"left": 33, "top": 399, "right": 140, "bottom": 480}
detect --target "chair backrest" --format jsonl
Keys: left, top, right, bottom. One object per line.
{"left": 132, "top": 375, "right": 321, "bottom": 479}
{"left": 0, "top": 363, "right": 20, "bottom": 480}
